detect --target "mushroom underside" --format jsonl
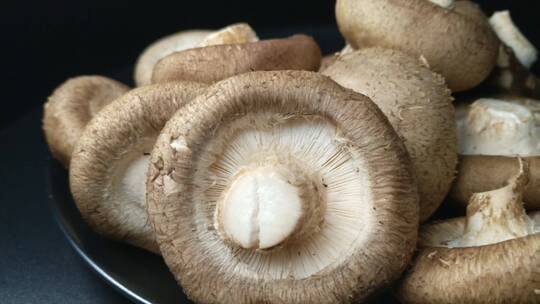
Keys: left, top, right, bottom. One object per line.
{"left": 191, "top": 114, "right": 375, "bottom": 278}
{"left": 147, "top": 71, "right": 418, "bottom": 304}
{"left": 69, "top": 82, "right": 207, "bottom": 253}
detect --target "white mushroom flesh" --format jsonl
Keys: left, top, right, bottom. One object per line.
{"left": 490, "top": 10, "right": 538, "bottom": 69}
{"left": 186, "top": 113, "right": 374, "bottom": 279}
{"left": 108, "top": 139, "right": 154, "bottom": 237}
{"left": 458, "top": 98, "right": 540, "bottom": 156}
{"left": 447, "top": 160, "right": 537, "bottom": 247}
{"left": 219, "top": 167, "right": 303, "bottom": 249}
{"left": 428, "top": 0, "right": 454, "bottom": 9}
{"left": 198, "top": 23, "right": 259, "bottom": 47}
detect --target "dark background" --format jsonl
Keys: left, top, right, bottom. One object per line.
{"left": 1, "top": 0, "right": 540, "bottom": 127}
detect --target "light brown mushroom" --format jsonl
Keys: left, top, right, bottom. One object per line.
{"left": 43, "top": 75, "right": 129, "bottom": 167}
{"left": 399, "top": 159, "right": 540, "bottom": 303}
{"left": 151, "top": 34, "right": 322, "bottom": 84}
{"left": 69, "top": 81, "right": 207, "bottom": 253}
{"left": 451, "top": 97, "right": 540, "bottom": 210}
{"left": 146, "top": 71, "right": 419, "bottom": 303}
{"left": 134, "top": 23, "right": 258, "bottom": 86}
{"left": 197, "top": 22, "right": 258, "bottom": 47}
{"left": 323, "top": 48, "right": 457, "bottom": 222}
{"left": 335, "top": 0, "right": 499, "bottom": 92}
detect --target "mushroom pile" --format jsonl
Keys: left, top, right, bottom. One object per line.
{"left": 42, "top": 2, "right": 540, "bottom": 302}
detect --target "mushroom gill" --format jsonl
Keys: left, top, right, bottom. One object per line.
{"left": 147, "top": 71, "right": 419, "bottom": 304}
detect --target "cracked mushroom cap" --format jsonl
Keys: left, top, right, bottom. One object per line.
{"left": 43, "top": 75, "right": 129, "bottom": 167}
{"left": 398, "top": 159, "right": 540, "bottom": 303}
{"left": 335, "top": 0, "right": 499, "bottom": 92}
{"left": 323, "top": 48, "right": 457, "bottom": 222}
{"left": 135, "top": 23, "right": 259, "bottom": 86}
{"left": 146, "top": 71, "right": 419, "bottom": 303}
{"left": 69, "top": 81, "right": 207, "bottom": 253}
{"left": 151, "top": 34, "right": 322, "bottom": 84}
{"left": 451, "top": 98, "right": 540, "bottom": 210}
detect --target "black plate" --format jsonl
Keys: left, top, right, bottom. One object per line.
{"left": 48, "top": 161, "right": 190, "bottom": 304}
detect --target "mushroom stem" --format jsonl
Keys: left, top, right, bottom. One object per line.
{"left": 449, "top": 158, "right": 535, "bottom": 247}
{"left": 490, "top": 11, "right": 538, "bottom": 69}
{"left": 458, "top": 98, "right": 540, "bottom": 156}
{"left": 215, "top": 163, "right": 325, "bottom": 250}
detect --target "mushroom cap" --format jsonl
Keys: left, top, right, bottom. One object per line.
{"left": 146, "top": 70, "right": 419, "bottom": 303}
{"left": 319, "top": 45, "right": 354, "bottom": 72}
{"left": 151, "top": 34, "right": 322, "bottom": 84}
{"left": 335, "top": 0, "right": 499, "bottom": 92}
{"left": 134, "top": 30, "right": 211, "bottom": 86}
{"left": 43, "top": 75, "right": 129, "bottom": 167}
{"left": 69, "top": 81, "right": 207, "bottom": 253}
{"left": 398, "top": 211, "right": 540, "bottom": 304}
{"left": 323, "top": 48, "right": 457, "bottom": 222}
{"left": 319, "top": 53, "right": 338, "bottom": 72}
{"left": 451, "top": 155, "right": 540, "bottom": 210}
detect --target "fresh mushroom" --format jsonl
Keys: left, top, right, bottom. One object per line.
{"left": 151, "top": 34, "right": 321, "bottom": 84}
{"left": 134, "top": 23, "right": 258, "bottom": 86}
{"left": 323, "top": 48, "right": 457, "bottom": 222}
{"left": 451, "top": 97, "right": 540, "bottom": 210}
{"left": 69, "top": 81, "right": 207, "bottom": 253}
{"left": 398, "top": 159, "right": 540, "bottom": 303}
{"left": 43, "top": 75, "right": 129, "bottom": 167}
{"left": 485, "top": 11, "right": 540, "bottom": 98}
{"left": 146, "top": 71, "right": 419, "bottom": 303}
{"left": 335, "top": 0, "right": 499, "bottom": 92}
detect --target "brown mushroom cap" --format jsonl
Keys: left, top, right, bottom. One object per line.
{"left": 151, "top": 34, "right": 322, "bottom": 84}
{"left": 134, "top": 30, "right": 211, "bottom": 86}
{"left": 69, "top": 81, "right": 207, "bottom": 253}
{"left": 323, "top": 48, "right": 457, "bottom": 222}
{"left": 146, "top": 71, "right": 418, "bottom": 303}
{"left": 451, "top": 155, "right": 540, "bottom": 210}
{"left": 399, "top": 161, "right": 540, "bottom": 303}
{"left": 43, "top": 75, "right": 129, "bottom": 167}
{"left": 197, "top": 22, "right": 258, "bottom": 47}
{"left": 335, "top": 0, "right": 499, "bottom": 92}
{"left": 398, "top": 214, "right": 540, "bottom": 303}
